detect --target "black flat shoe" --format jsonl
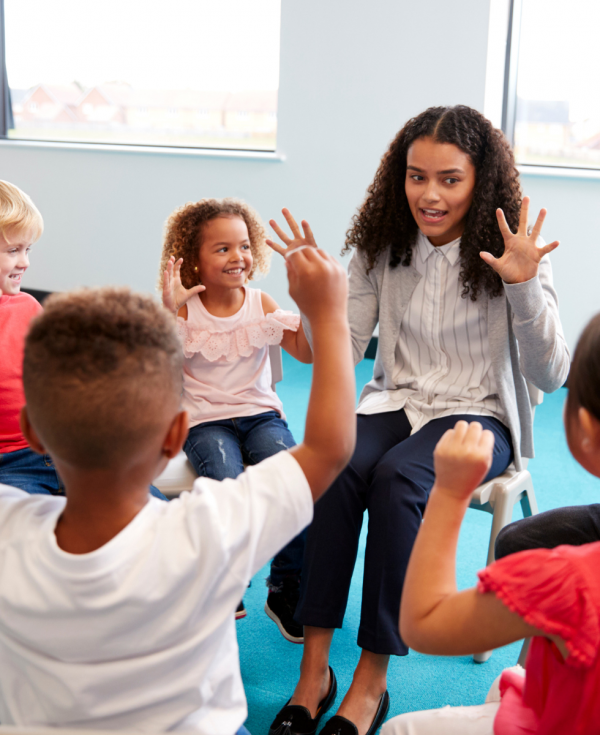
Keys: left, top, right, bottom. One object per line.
{"left": 320, "top": 690, "right": 390, "bottom": 735}
{"left": 268, "top": 666, "right": 337, "bottom": 735}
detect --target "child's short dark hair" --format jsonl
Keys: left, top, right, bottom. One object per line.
{"left": 566, "top": 313, "right": 600, "bottom": 423}
{"left": 23, "top": 288, "right": 183, "bottom": 469}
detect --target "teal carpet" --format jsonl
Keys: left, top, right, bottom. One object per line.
{"left": 238, "top": 354, "right": 598, "bottom": 733}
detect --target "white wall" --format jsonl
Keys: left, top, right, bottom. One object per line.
{"left": 0, "top": 0, "right": 490, "bottom": 309}
{"left": 520, "top": 171, "right": 600, "bottom": 351}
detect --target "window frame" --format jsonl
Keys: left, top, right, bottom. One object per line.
{"left": 504, "top": 0, "right": 600, "bottom": 173}
{"left": 0, "top": 0, "right": 281, "bottom": 156}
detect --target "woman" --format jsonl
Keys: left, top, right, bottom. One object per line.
{"left": 268, "top": 105, "right": 570, "bottom": 735}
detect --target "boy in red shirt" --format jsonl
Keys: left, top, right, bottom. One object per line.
{"left": 0, "top": 182, "right": 168, "bottom": 500}
{"left": 0, "top": 180, "right": 60, "bottom": 494}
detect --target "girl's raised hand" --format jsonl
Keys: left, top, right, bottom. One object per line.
{"left": 480, "top": 196, "right": 560, "bottom": 284}
{"left": 162, "top": 256, "right": 205, "bottom": 314}
{"left": 266, "top": 208, "right": 318, "bottom": 257}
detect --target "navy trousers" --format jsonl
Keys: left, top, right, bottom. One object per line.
{"left": 295, "top": 409, "right": 513, "bottom": 656}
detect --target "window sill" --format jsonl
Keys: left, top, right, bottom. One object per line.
{"left": 0, "top": 137, "right": 285, "bottom": 161}
{"left": 518, "top": 164, "right": 600, "bottom": 181}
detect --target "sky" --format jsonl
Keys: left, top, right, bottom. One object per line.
{"left": 5, "top": 0, "right": 281, "bottom": 91}
{"left": 517, "top": 0, "right": 600, "bottom": 124}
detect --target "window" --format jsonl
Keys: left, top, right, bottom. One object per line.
{"left": 507, "top": 0, "right": 600, "bottom": 169}
{"left": 2, "top": 0, "right": 281, "bottom": 152}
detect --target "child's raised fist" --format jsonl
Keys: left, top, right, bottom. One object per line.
{"left": 285, "top": 247, "right": 348, "bottom": 326}
{"left": 433, "top": 421, "right": 495, "bottom": 501}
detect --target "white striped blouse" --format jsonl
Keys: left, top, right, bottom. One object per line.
{"left": 356, "top": 230, "right": 505, "bottom": 433}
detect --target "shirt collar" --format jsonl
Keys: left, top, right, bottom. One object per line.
{"left": 417, "top": 230, "right": 461, "bottom": 266}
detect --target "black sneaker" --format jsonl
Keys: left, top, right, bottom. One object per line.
{"left": 264, "top": 577, "right": 303, "bottom": 643}
{"left": 236, "top": 600, "right": 247, "bottom": 620}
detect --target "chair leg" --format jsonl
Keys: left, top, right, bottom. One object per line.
{"left": 476, "top": 479, "right": 530, "bottom": 664}
{"left": 520, "top": 483, "right": 539, "bottom": 518}
{"left": 486, "top": 488, "right": 515, "bottom": 566}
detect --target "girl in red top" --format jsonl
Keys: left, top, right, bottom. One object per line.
{"left": 385, "top": 311, "right": 600, "bottom": 734}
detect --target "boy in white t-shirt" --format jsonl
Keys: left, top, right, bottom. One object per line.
{"left": 0, "top": 245, "right": 355, "bottom": 735}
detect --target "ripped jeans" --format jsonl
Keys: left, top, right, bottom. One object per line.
{"left": 184, "top": 411, "right": 306, "bottom": 589}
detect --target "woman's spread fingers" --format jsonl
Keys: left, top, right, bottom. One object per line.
{"left": 282, "top": 208, "right": 303, "bottom": 238}
{"left": 479, "top": 251, "right": 499, "bottom": 271}
{"left": 530, "top": 208, "right": 547, "bottom": 241}
{"left": 265, "top": 238, "right": 287, "bottom": 256}
{"left": 518, "top": 196, "right": 530, "bottom": 233}
{"left": 496, "top": 208, "right": 512, "bottom": 238}
{"left": 540, "top": 240, "right": 560, "bottom": 257}
{"left": 269, "top": 219, "right": 292, "bottom": 246}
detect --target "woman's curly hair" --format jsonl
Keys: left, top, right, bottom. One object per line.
{"left": 344, "top": 105, "right": 522, "bottom": 300}
{"left": 158, "top": 198, "right": 271, "bottom": 291}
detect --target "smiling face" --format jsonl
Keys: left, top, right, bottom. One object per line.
{"left": 196, "top": 215, "right": 253, "bottom": 290}
{"left": 0, "top": 227, "right": 34, "bottom": 295}
{"left": 405, "top": 136, "right": 476, "bottom": 247}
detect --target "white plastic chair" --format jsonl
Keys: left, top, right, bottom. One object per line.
{"left": 154, "top": 345, "right": 284, "bottom": 498}
{"left": 469, "top": 383, "right": 542, "bottom": 663}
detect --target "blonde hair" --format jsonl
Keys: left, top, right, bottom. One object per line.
{"left": 0, "top": 180, "right": 44, "bottom": 242}
{"left": 158, "top": 198, "right": 271, "bottom": 291}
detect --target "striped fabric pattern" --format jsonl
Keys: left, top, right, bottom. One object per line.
{"left": 357, "top": 231, "right": 505, "bottom": 433}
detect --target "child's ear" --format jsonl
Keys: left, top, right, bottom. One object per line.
{"left": 578, "top": 407, "right": 600, "bottom": 453}
{"left": 162, "top": 411, "right": 189, "bottom": 459}
{"left": 19, "top": 406, "right": 46, "bottom": 455}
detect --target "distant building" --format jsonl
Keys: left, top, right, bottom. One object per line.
{"left": 514, "top": 99, "right": 570, "bottom": 152}
{"left": 10, "top": 83, "right": 278, "bottom": 141}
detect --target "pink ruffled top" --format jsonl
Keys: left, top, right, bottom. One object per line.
{"left": 177, "top": 288, "right": 300, "bottom": 426}
{"left": 477, "top": 542, "right": 600, "bottom": 734}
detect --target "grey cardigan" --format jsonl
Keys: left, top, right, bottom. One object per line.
{"left": 305, "top": 248, "right": 570, "bottom": 470}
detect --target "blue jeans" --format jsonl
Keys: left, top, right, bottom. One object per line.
{"left": 184, "top": 411, "right": 306, "bottom": 588}
{"left": 0, "top": 446, "right": 167, "bottom": 500}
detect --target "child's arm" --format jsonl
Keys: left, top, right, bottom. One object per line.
{"left": 280, "top": 247, "right": 355, "bottom": 502}
{"left": 162, "top": 256, "right": 205, "bottom": 317}
{"left": 400, "top": 421, "right": 569, "bottom": 658}
{"left": 261, "top": 291, "right": 312, "bottom": 364}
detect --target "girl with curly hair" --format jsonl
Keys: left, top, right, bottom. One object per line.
{"left": 268, "top": 106, "right": 570, "bottom": 735}
{"left": 160, "top": 198, "right": 312, "bottom": 632}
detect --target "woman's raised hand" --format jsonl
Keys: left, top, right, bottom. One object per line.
{"left": 162, "top": 256, "right": 205, "bottom": 314}
{"left": 480, "top": 196, "right": 560, "bottom": 284}
{"left": 266, "top": 208, "right": 318, "bottom": 257}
